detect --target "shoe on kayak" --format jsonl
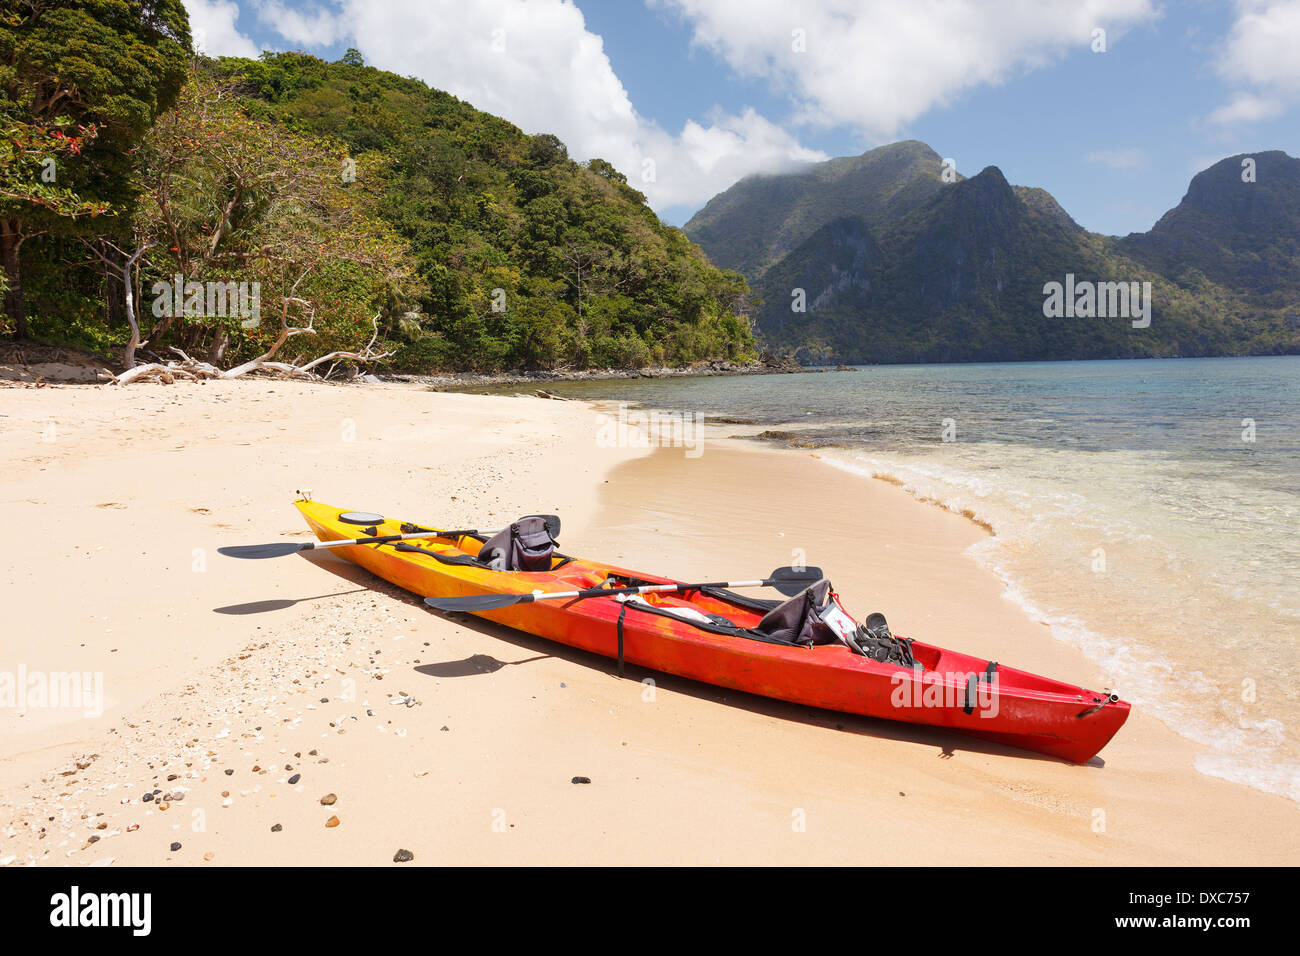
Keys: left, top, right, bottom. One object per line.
{"left": 292, "top": 499, "right": 1129, "bottom": 763}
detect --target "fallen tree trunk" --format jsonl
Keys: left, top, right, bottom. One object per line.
{"left": 109, "top": 306, "right": 390, "bottom": 386}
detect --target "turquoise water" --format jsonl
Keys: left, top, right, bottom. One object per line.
{"left": 544, "top": 357, "right": 1300, "bottom": 802}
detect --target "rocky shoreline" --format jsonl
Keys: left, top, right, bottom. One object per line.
{"left": 389, "top": 357, "right": 858, "bottom": 391}
{"left": 0, "top": 340, "right": 860, "bottom": 388}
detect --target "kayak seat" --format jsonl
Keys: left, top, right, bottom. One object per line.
{"left": 476, "top": 517, "right": 556, "bottom": 572}
{"left": 389, "top": 514, "right": 573, "bottom": 573}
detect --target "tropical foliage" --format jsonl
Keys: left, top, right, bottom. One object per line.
{"left": 0, "top": 0, "right": 190, "bottom": 337}
{"left": 2, "top": 26, "right": 754, "bottom": 373}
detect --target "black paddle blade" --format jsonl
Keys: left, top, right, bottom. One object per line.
{"left": 767, "top": 566, "right": 824, "bottom": 596}
{"left": 424, "top": 593, "right": 528, "bottom": 613}
{"left": 217, "top": 542, "right": 309, "bottom": 560}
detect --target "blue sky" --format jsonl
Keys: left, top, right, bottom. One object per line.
{"left": 186, "top": 1, "right": 1300, "bottom": 236}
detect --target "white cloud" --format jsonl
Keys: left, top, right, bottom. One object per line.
{"left": 1210, "top": 0, "right": 1300, "bottom": 125}
{"left": 184, "top": 0, "right": 260, "bottom": 58}
{"left": 1207, "top": 91, "right": 1284, "bottom": 125}
{"left": 1085, "top": 147, "right": 1148, "bottom": 169}
{"left": 254, "top": 1, "right": 348, "bottom": 48}
{"left": 249, "top": 0, "right": 825, "bottom": 210}
{"left": 655, "top": 0, "right": 1160, "bottom": 136}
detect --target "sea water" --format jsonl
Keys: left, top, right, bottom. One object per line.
{"left": 542, "top": 357, "right": 1300, "bottom": 803}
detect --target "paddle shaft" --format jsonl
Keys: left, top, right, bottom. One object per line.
{"left": 510, "top": 578, "right": 778, "bottom": 605}
{"left": 305, "top": 527, "right": 508, "bottom": 552}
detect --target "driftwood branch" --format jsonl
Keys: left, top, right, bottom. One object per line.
{"left": 109, "top": 305, "right": 390, "bottom": 385}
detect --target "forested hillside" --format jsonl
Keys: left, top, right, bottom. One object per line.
{"left": 2, "top": 4, "right": 752, "bottom": 374}
{"left": 686, "top": 142, "right": 1300, "bottom": 364}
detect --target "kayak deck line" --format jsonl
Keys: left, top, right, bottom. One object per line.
{"left": 290, "top": 499, "right": 1131, "bottom": 763}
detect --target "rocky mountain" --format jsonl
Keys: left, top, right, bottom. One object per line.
{"left": 685, "top": 144, "right": 1299, "bottom": 363}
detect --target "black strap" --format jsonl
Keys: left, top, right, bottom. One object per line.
{"left": 963, "top": 661, "right": 998, "bottom": 714}
{"left": 616, "top": 602, "right": 627, "bottom": 678}
{"left": 400, "top": 522, "right": 489, "bottom": 543}
{"left": 962, "top": 673, "right": 978, "bottom": 714}
{"left": 697, "top": 585, "right": 783, "bottom": 612}
{"left": 611, "top": 593, "right": 803, "bottom": 647}
{"left": 1076, "top": 695, "right": 1111, "bottom": 718}
{"left": 390, "top": 540, "right": 572, "bottom": 571}
{"left": 391, "top": 542, "right": 483, "bottom": 567}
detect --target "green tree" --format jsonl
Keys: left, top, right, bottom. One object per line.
{"left": 0, "top": 0, "right": 190, "bottom": 337}
{"left": 131, "top": 68, "right": 415, "bottom": 370}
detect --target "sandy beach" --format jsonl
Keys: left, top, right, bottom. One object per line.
{"left": 0, "top": 377, "right": 1294, "bottom": 866}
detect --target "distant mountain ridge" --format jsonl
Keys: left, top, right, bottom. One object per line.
{"left": 684, "top": 143, "right": 1299, "bottom": 363}
{"left": 685, "top": 141, "right": 951, "bottom": 280}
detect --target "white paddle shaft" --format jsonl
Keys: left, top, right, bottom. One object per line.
{"left": 311, "top": 528, "right": 507, "bottom": 551}
{"left": 526, "top": 579, "right": 768, "bottom": 603}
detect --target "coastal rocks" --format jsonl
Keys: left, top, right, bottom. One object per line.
{"left": 404, "top": 356, "right": 819, "bottom": 392}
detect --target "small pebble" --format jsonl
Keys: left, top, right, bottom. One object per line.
{"left": 393, "top": 849, "right": 414, "bottom": 863}
{"left": 142, "top": 793, "right": 153, "bottom": 803}
{"left": 288, "top": 774, "right": 300, "bottom": 785}
{"left": 320, "top": 793, "right": 337, "bottom": 806}
{"left": 325, "top": 816, "right": 340, "bottom": 828}
{"left": 271, "top": 823, "right": 282, "bottom": 832}
{"left": 169, "top": 842, "right": 181, "bottom": 852}
{"left": 572, "top": 776, "right": 591, "bottom": 785}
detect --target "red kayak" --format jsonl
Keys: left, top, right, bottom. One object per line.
{"left": 289, "top": 499, "right": 1130, "bottom": 763}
